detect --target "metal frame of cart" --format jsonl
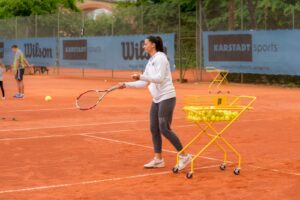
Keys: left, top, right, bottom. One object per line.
{"left": 205, "top": 66, "right": 229, "bottom": 93}
{"left": 172, "top": 95, "right": 256, "bottom": 179}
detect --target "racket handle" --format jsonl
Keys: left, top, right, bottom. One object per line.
{"left": 108, "top": 85, "right": 120, "bottom": 92}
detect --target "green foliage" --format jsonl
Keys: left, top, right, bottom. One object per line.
{"left": 203, "top": 0, "right": 300, "bottom": 30}
{"left": 0, "top": 0, "right": 82, "bottom": 19}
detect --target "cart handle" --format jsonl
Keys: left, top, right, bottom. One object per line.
{"left": 205, "top": 66, "right": 229, "bottom": 73}
{"left": 230, "top": 96, "right": 256, "bottom": 108}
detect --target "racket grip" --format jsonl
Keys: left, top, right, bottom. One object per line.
{"left": 108, "top": 85, "right": 120, "bottom": 92}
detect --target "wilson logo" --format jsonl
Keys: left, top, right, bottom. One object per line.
{"left": 24, "top": 43, "right": 53, "bottom": 58}
{"left": 121, "top": 40, "right": 168, "bottom": 60}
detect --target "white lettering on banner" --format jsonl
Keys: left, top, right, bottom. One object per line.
{"left": 213, "top": 43, "right": 251, "bottom": 52}
{"left": 65, "top": 47, "right": 87, "bottom": 53}
{"left": 253, "top": 43, "right": 278, "bottom": 53}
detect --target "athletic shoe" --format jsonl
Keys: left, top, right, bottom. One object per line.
{"left": 177, "top": 154, "right": 192, "bottom": 171}
{"left": 15, "top": 94, "right": 24, "bottom": 99}
{"left": 13, "top": 93, "right": 20, "bottom": 98}
{"left": 144, "top": 158, "right": 165, "bottom": 168}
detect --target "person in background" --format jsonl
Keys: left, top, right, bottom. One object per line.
{"left": 11, "top": 45, "right": 33, "bottom": 98}
{"left": 0, "top": 60, "right": 5, "bottom": 100}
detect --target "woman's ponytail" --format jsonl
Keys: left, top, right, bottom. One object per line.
{"left": 146, "top": 35, "right": 164, "bottom": 52}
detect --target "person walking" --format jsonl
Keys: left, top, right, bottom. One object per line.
{"left": 118, "top": 36, "right": 192, "bottom": 170}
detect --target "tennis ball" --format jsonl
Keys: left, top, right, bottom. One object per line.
{"left": 224, "top": 115, "right": 230, "bottom": 121}
{"left": 45, "top": 95, "right": 52, "bottom": 102}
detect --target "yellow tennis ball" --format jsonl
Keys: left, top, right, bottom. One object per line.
{"left": 45, "top": 95, "right": 52, "bottom": 102}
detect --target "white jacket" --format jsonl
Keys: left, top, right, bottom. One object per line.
{"left": 125, "top": 52, "right": 176, "bottom": 103}
{"left": 0, "top": 68, "right": 4, "bottom": 81}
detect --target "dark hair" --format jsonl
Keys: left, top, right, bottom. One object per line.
{"left": 11, "top": 44, "right": 18, "bottom": 48}
{"left": 146, "top": 36, "right": 164, "bottom": 52}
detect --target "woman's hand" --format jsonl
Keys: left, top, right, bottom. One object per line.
{"left": 131, "top": 74, "right": 140, "bottom": 80}
{"left": 117, "top": 82, "right": 126, "bottom": 89}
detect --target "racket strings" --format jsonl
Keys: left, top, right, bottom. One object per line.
{"left": 76, "top": 90, "right": 104, "bottom": 110}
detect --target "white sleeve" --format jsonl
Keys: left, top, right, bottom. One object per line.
{"left": 125, "top": 80, "right": 148, "bottom": 88}
{"left": 125, "top": 67, "right": 149, "bottom": 88}
{"left": 15, "top": 51, "right": 21, "bottom": 61}
{"left": 139, "top": 55, "right": 167, "bottom": 84}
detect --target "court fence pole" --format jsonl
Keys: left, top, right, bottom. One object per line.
{"left": 111, "top": 15, "right": 114, "bottom": 79}
{"left": 240, "top": 0, "right": 244, "bottom": 83}
{"left": 241, "top": 0, "right": 244, "bottom": 30}
{"left": 15, "top": 17, "right": 17, "bottom": 39}
{"left": 81, "top": 12, "right": 85, "bottom": 78}
{"left": 178, "top": 2, "right": 182, "bottom": 83}
{"left": 292, "top": 8, "right": 295, "bottom": 29}
{"left": 56, "top": 12, "right": 60, "bottom": 75}
{"left": 198, "top": 0, "right": 203, "bottom": 82}
{"left": 35, "top": 14, "right": 37, "bottom": 38}
{"left": 196, "top": 0, "right": 199, "bottom": 82}
{"left": 141, "top": 5, "right": 144, "bottom": 34}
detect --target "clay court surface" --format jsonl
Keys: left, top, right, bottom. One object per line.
{"left": 0, "top": 69, "right": 299, "bottom": 200}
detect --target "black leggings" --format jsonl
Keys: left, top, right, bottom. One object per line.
{"left": 150, "top": 97, "right": 183, "bottom": 153}
{"left": 0, "top": 81, "right": 4, "bottom": 97}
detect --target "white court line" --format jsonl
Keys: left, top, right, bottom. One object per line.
{"left": 0, "top": 125, "right": 220, "bottom": 162}
{"left": 248, "top": 165, "right": 300, "bottom": 176}
{"left": 82, "top": 134, "right": 175, "bottom": 153}
{"left": 0, "top": 125, "right": 195, "bottom": 141}
{"left": 81, "top": 134, "right": 300, "bottom": 177}
{"left": 1, "top": 130, "right": 298, "bottom": 178}
{"left": 81, "top": 134, "right": 222, "bottom": 162}
{"left": 1, "top": 122, "right": 299, "bottom": 178}
{"left": 0, "top": 130, "right": 144, "bottom": 141}
{"left": 81, "top": 134, "right": 224, "bottom": 162}
{"left": 11, "top": 107, "right": 75, "bottom": 112}
{"left": 0, "top": 119, "right": 158, "bottom": 132}
{"left": 7, "top": 105, "right": 147, "bottom": 113}
{"left": 0, "top": 165, "right": 219, "bottom": 194}
{"left": 0, "top": 134, "right": 77, "bottom": 141}
{"left": 0, "top": 116, "right": 283, "bottom": 133}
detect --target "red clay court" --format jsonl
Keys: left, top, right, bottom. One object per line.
{"left": 0, "top": 69, "right": 299, "bottom": 199}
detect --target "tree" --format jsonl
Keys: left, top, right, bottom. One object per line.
{"left": 246, "top": 0, "right": 257, "bottom": 29}
{"left": 228, "top": 0, "right": 234, "bottom": 30}
{"left": 0, "top": 0, "right": 83, "bottom": 19}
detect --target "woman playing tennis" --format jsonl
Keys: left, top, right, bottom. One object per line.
{"left": 118, "top": 36, "right": 192, "bottom": 170}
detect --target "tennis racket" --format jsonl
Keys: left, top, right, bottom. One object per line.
{"left": 75, "top": 85, "right": 119, "bottom": 110}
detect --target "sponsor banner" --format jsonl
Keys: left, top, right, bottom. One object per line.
{"left": 1, "top": 38, "right": 57, "bottom": 66}
{"left": 59, "top": 33, "right": 175, "bottom": 70}
{"left": 63, "top": 40, "right": 87, "bottom": 60}
{"left": 208, "top": 34, "right": 252, "bottom": 62}
{"left": 203, "top": 30, "right": 300, "bottom": 75}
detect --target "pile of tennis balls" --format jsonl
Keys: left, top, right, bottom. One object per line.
{"left": 184, "top": 106, "right": 238, "bottom": 122}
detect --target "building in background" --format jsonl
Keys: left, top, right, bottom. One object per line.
{"left": 78, "top": 0, "right": 136, "bottom": 19}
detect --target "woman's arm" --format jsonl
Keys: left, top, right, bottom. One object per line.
{"left": 125, "top": 80, "right": 148, "bottom": 88}
{"left": 139, "top": 55, "right": 168, "bottom": 84}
